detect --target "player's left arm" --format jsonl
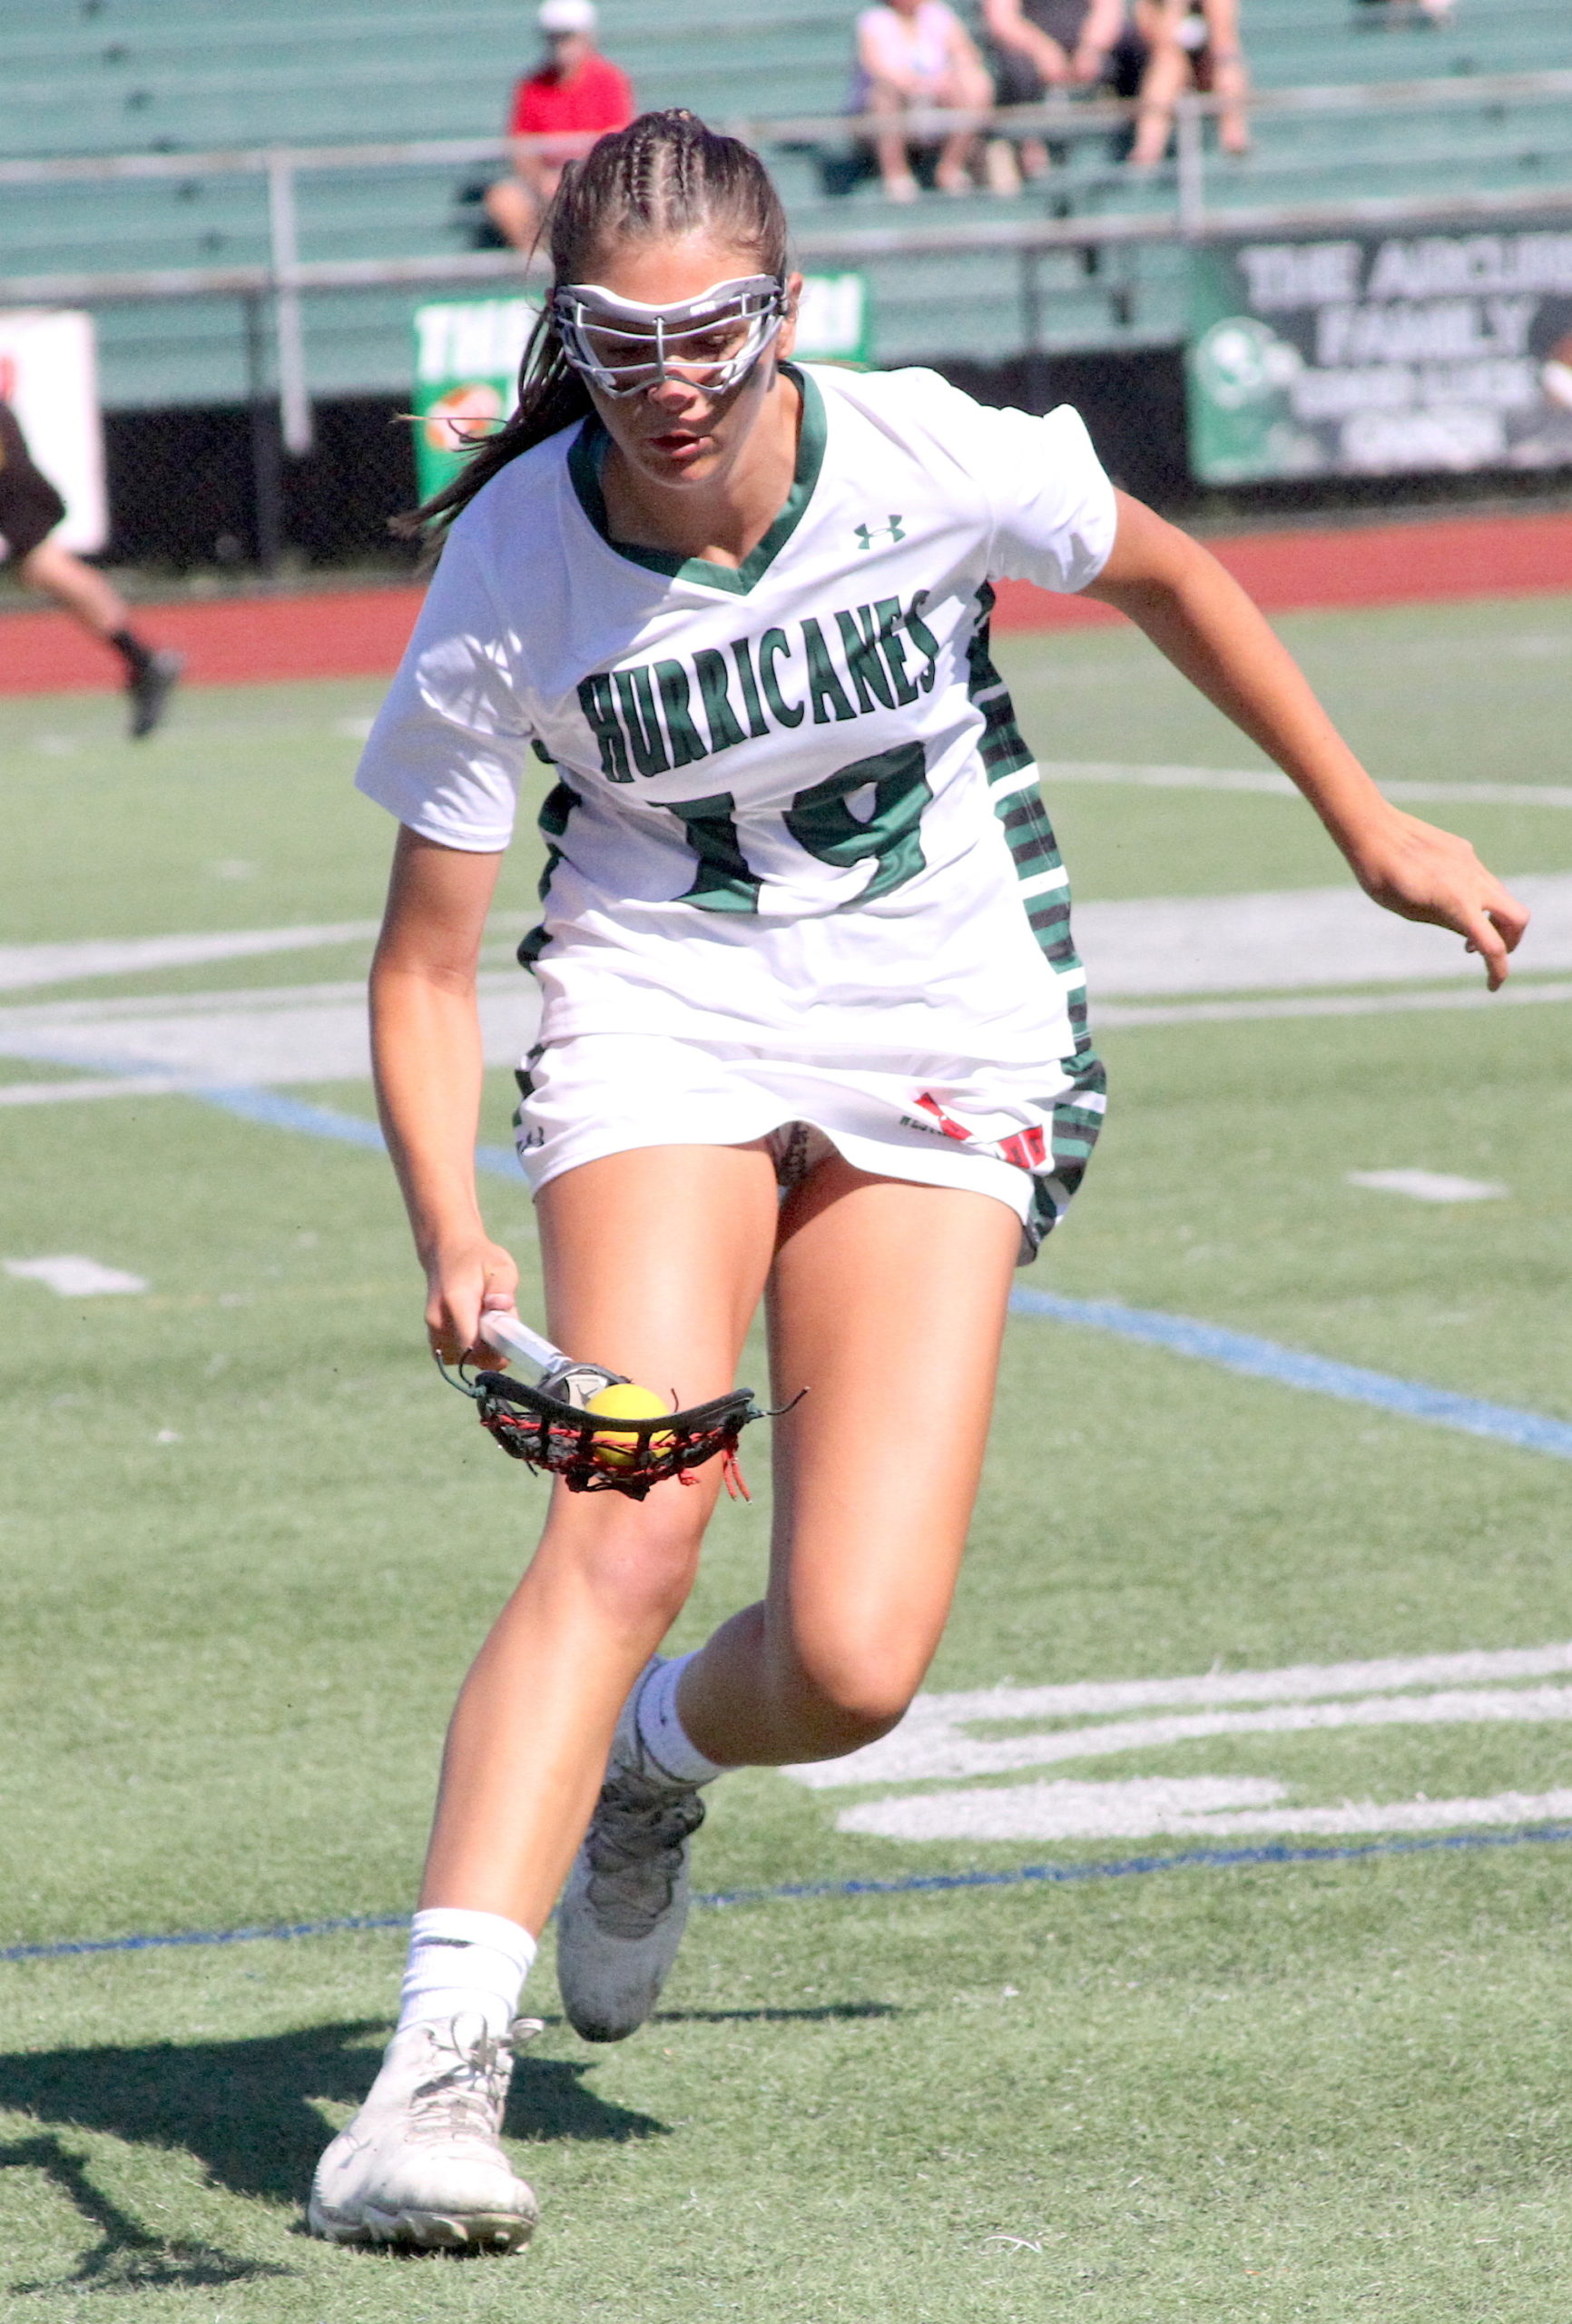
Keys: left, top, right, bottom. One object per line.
{"left": 1082, "top": 490, "right": 1529, "bottom": 987}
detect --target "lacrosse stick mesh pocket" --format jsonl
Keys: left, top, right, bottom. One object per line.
{"left": 464, "top": 1369, "right": 767, "bottom": 1498}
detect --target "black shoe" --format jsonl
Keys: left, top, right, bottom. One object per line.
{"left": 127, "top": 649, "right": 183, "bottom": 739}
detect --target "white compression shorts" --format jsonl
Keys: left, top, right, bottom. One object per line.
{"left": 512, "top": 1031, "right": 1106, "bottom": 1263}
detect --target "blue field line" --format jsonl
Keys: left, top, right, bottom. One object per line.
{"left": 0, "top": 1911, "right": 411, "bottom": 1965}
{"left": 1009, "top": 1288, "right": 1572, "bottom": 1462}
{"left": 8, "top": 1822, "right": 1572, "bottom": 1967}
{"left": 193, "top": 1084, "right": 523, "bottom": 1177}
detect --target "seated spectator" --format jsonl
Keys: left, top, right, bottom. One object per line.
{"left": 484, "top": 0, "right": 634, "bottom": 250}
{"left": 981, "top": 0, "right": 1148, "bottom": 177}
{"left": 851, "top": 0, "right": 1005, "bottom": 201}
{"left": 1129, "top": 0, "right": 1249, "bottom": 167}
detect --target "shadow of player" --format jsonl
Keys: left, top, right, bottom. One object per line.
{"left": 0, "top": 2016, "right": 667, "bottom": 2283}
{"left": 1, "top": 2132, "right": 290, "bottom": 2295}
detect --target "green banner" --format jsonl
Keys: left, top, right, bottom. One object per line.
{"left": 412, "top": 274, "right": 873, "bottom": 500}
{"left": 1188, "top": 228, "right": 1572, "bottom": 483}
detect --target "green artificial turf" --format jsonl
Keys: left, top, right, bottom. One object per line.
{"left": 2, "top": 596, "right": 1571, "bottom": 2319}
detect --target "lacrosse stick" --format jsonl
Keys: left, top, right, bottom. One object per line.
{"left": 437, "top": 1308, "right": 781, "bottom": 1501}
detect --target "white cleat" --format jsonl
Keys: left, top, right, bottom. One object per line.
{"left": 557, "top": 1659, "right": 707, "bottom": 2043}
{"left": 308, "top": 2013, "right": 542, "bottom": 2253}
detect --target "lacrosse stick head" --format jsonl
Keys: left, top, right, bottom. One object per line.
{"left": 440, "top": 1358, "right": 776, "bottom": 1499}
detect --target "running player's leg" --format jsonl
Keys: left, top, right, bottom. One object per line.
{"left": 548, "top": 1151, "right": 1021, "bottom": 2044}
{"left": 668, "top": 1156, "right": 1022, "bottom": 1768}
{"left": 419, "top": 1139, "right": 781, "bottom": 1933}
{"left": 19, "top": 538, "right": 182, "bottom": 736}
{"left": 310, "top": 1140, "right": 780, "bottom": 2245}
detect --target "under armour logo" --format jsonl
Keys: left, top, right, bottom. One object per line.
{"left": 854, "top": 516, "right": 906, "bottom": 549}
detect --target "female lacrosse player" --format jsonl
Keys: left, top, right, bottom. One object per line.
{"left": 310, "top": 110, "right": 1525, "bottom": 2253}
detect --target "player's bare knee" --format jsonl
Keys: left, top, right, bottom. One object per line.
{"left": 570, "top": 1510, "right": 703, "bottom": 1633}
{"left": 779, "top": 1649, "right": 921, "bottom": 1757}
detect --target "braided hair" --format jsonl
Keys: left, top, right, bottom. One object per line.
{"left": 401, "top": 110, "right": 790, "bottom": 541}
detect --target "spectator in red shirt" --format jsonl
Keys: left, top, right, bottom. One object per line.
{"left": 484, "top": 0, "right": 635, "bottom": 249}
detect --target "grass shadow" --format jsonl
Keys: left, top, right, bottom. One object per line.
{"left": 0, "top": 2019, "right": 667, "bottom": 2218}
{"left": 1, "top": 2132, "right": 290, "bottom": 2295}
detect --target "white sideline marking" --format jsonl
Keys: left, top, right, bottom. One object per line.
{"left": 1347, "top": 1167, "right": 1508, "bottom": 1203}
{"left": 0, "top": 911, "right": 534, "bottom": 998}
{"left": 839, "top": 1778, "right": 1572, "bottom": 1845}
{"left": 788, "top": 1643, "right": 1572, "bottom": 1849}
{"left": 0, "top": 971, "right": 540, "bottom": 1093}
{"left": 5, "top": 1255, "right": 148, "bottom": 1296}
{"left": 0, "top": 1076, "right": 199, "bottom": 1107}
{"left": 1074, "top": 873, "right": 1572, "bottom": 997}
{"left": 0, "top": 921, "right": 382, "bottom": 995}
{"left": 1097, "top": 980, "right": 1572, "bottom": 1031}
{"left": 13, "top": 972, "right": 1560, "bottom": 1101}
{"left": 1, "top": 868, "right": 1567, "bottom": 1107}
{"left": 782, "top": 1642, "right": 1572, "bottom": 1789}
{"left": 1042, "top": 762, "right": 1572, "bottom": 811}
{"left": 805, "top": 1684, "right": 1572, "bottom": 1790}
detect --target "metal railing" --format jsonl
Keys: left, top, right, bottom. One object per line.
{"left": 1, "top": 67, "right": 1570, "bottom": 458}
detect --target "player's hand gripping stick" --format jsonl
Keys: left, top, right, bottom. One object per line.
{"left": 442, "top": 1306, "right": 777, "bottom": 1500}
{"left": 477, "top": 1308, "right": 624, "bottom": 1408}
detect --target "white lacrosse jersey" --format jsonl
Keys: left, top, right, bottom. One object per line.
{"left": 356, "top": 362, "right": 1116, "bottom": 1073}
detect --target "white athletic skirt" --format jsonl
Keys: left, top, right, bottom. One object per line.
{"left": 513, "top": 1031, "right": 1106, "bottom": 1263}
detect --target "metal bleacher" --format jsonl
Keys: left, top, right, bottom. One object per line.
{"left": 1, "top": 0, "right": 1569, "bottom": 409}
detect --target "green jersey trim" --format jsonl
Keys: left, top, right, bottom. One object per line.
{"left": 565, "top": 366, "right": 828, "bottom": 597}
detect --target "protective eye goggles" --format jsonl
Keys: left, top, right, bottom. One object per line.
{"left": 550, "top": 273, "right": 790, "bottom": 399}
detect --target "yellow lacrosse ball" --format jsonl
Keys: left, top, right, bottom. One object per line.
{"left": 584, "top": 1382, "right": 674, "bottom": 1472}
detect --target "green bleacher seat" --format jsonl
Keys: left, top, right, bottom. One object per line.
{"left": 0, "top": 0, "right": 1567, "bottom": 407}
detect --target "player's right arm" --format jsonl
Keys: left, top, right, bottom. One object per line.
{"left": 370, "top": 824, "right": 519, "bottom": 1364}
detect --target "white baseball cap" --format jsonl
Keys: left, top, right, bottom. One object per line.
{"left": 539, "top": 0, "right": 595, "bottom": 31}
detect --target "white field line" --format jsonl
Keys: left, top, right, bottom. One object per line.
{"left": 1042, "top": 762, "right": 1572, "bottom": 811}
{"left": 783, "top": 1641, "right": 1572, "bottom": 1788}
{"left": 0, "top": 971, "right": 540, "bottom": 1097}
{"left": 4, "top": 864, "right": 1568, "bottom": 1108}
{"left": 4, "top": 1255, "right": 148, "bottom": 1296}
{"left": 0, "top": 913, "right": 535, "bottom": 997}
{"left": 0, "top": 921, "right": 381, "bottom": 995}
{"left": 838, "top": 1777, "right": 1572, "bottom": 1845}
{"left": 1097, "top": 980, "right": 1572, "bottom": 1030}
{"left": 1075, "top": 873, "right": 1572, "bottom": 996}
{"left": 7, "top": 968, "right": 1570, "bottom": 1101}
{"left": 793, "top": 1685, "right": 1572, "bottom": 1792}
{"left": 1346, "top": 1167, "right": 1508, "bottom": 1203}
{"left": 0, "top": 1077, "right": 194, "bottom": 1107}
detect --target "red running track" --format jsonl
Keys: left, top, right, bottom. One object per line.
{"left": 5, "top": 507, "right": 1572, "bottom": 696}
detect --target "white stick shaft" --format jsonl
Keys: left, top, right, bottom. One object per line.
{"left": 478, "top": 1310, "right": 565, "bottom": 1373}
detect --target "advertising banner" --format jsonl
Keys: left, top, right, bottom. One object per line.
{"left": 0, "top": 309, "right": 108, "bottom": 553}
{"left": 1187, "top": 226, "right": 1572, "bottom": 483}
{"left": 412, "top": 273, "right": 872, "bottom": 500}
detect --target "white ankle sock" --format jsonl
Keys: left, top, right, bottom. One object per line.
{"left": 398, "top": 1907, "right": 536, "bottom": 2039}
{"left": 635, "top": 1652, "right": 732, "bottom": 1786}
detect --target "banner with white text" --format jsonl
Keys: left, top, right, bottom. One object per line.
{"left": 1186, "top": 227, "right": 1572, "bottom": 483}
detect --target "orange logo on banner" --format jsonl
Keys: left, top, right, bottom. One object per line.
{"left": 423, "top": 382, "right": 505, "bottom": 451}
